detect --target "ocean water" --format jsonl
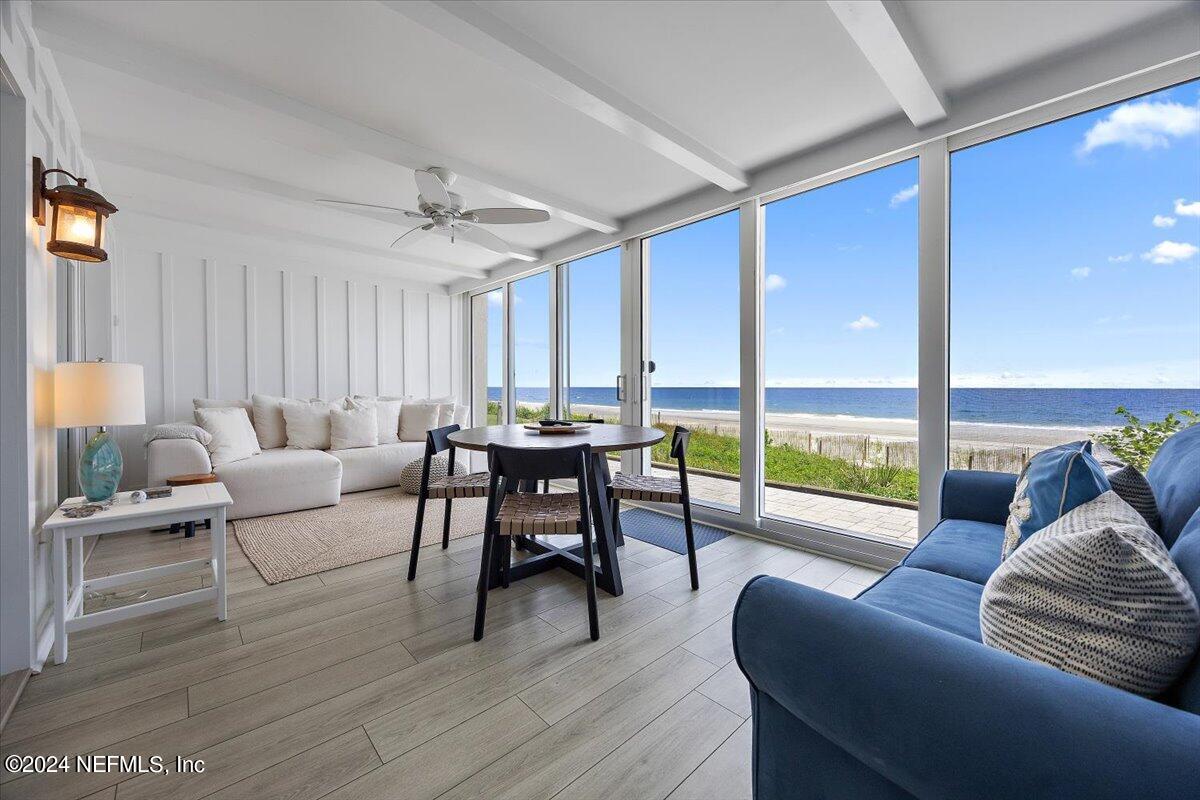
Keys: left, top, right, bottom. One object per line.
{"left": 489, "top": 387, "right": 1200, "bottom": 429}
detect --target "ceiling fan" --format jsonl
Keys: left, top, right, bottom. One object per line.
{"left": 316, "top": 167, "right": 549, "bottom": 256}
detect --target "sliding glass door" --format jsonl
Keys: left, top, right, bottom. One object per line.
{"left": 644, "top": 210, "right": 741, "bottom": 510}
{"left": 562, "top": 247, "right": 621, "bottom": 422}
{"left": 470, "top": 288, "right": 505, "bottom": 425}
{"left": 762, "top": 160, "right": 919, "bottom": 545}
{"left": 949, "top": 79, "right": 1200, "bottom": 473}
{"left": 511, "top": 272, "right": 551, "bottom": 422}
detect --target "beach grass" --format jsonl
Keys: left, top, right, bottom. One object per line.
{"left": 496, "top": 402, "right": 918, "bottom": 502}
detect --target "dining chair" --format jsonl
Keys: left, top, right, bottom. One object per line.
{"left": 476, "top": 442, "right": 599, "bottom": 642}
{"left": 609, "top": 426, "right": 699, "bottom": 590}
{"left": 407, "top": 424, "right": 491, "bottom": 582}
{"left": 541, "top": 418, "right": 605, "bottom": 493}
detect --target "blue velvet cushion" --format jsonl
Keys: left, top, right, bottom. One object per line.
{"left": 1004, "top": 440, "right": 1109, "bottom": 558}
{"left": 1147, "top": 423, "right": 1200, "bottom": 547}
{"left": 857, "top": 566, "right": 984, "bottom": 641}
{"left": 902, "top": 519, "right": 1005, "bottom": 585}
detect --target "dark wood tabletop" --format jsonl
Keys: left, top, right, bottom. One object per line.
{"left": 447, "top": 423, "right": 664, "bottom": 453}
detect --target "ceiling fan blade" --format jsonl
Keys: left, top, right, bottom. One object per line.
{"left": 390, "top": 223, "right": 434, "bottom": 250}
{"left": 315, "top": 199, "right": 422, "bottom": 217}
{"left": 414, "top": 169, "right": 452, "bottom": 208}
{"left": 451, "top": 223, "right": 511, "bottom": 255}
{"left": 463, "top": 207, "right": 551, "bottom": 225}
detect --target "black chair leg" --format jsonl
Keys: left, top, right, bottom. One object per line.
{"left": 542, "top": 479, "right": 549, "bottom": 493}
{"left": 611, "top": 497, "right": 624, "bottom": 546}
{"left": 474, "top": 526, "right": 495, "bottom": 641}
{"left": 407, "top": 491, "right": 428, "bottom": 581}
{"left": 501, "top": 535, "right": 511, "bottom": 589}
{"left": 442, "top": 498, "right": 453, "bottom": 549}
{"left": 681, "top": 498, "right": 699, "bottom": 591}
{"left": 580, "top": 522, "right": 600, "bottom": 641}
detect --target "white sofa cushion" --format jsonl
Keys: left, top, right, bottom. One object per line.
{"left": 194, "top": 397, "right": 254, "bottom": 425}
{"left": 147, "top": 438, "right": 213, "bottom": 487}
{"left": 400, "top": 402, "right": 443, "bottom": 442}
{"left": 353, "top": 396, "right": 402, "bottom": 444}
{"left": 251, "top": 394, "right": 289, "bottom": 449}
{"left": 194, "top": 407, "right": 261, "bottom": 466}
{"left": 331, "top": 400, "right": 378, "bottom": 450}
{"left": 281, "top": 399, "right": 338, "bottom": 449}
{"left": 331, "top": 441, "right": 429, "bottom": 493}
{"left": 215, "top": 447, "right": 342, "bottom": 520}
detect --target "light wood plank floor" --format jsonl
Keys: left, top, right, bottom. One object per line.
{"left": 0, "top": 509, "right": 883, "bottom": 800}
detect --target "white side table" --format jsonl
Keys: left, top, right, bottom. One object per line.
{"left": 41, "top": 483, "right": 233, "bottom": 664}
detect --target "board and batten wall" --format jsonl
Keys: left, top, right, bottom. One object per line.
{"left": 106, "top": 213, "right": 463, "bottom": 489}
{"left": 1, "top": 0, "right": 115, "bottom": 673}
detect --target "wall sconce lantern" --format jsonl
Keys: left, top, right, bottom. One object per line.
{"left": 32, "top": 156, "right": 118, "bottom": 263}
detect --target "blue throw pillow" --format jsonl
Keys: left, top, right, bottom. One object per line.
{"left": 1002, "top": 441, "right": 1109, "bottom": 559}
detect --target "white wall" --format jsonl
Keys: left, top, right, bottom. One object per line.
{"left": 106, "top": 213, "right": 463, "bottom": 488}
{"left": 0, "top": 0, "right": 109, "bottom": 673}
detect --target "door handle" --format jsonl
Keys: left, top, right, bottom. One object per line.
{"left": 616, "top": 374, "right": 625, "bottom": 402}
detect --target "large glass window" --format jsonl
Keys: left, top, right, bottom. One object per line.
{"left": 562, "top": 247, "right": 621, "bottom": 422}
{"left": 645, "top": 210, "right": 741, "bottom": 509}
{"left": 763, "top": 160, "right": 919, "bottom": 545}
{"left": 471, "top": 289, "right": 505, "bottom": 425}
{"left": 512, "top": 272, "right": 551, "bottom": 422}
{"left": 950, "top": 80, "right": 1200, "bottom": 474}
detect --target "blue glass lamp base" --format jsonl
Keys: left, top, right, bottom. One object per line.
{"left": 79, "top": 428, "right": 123, "bottom": 502}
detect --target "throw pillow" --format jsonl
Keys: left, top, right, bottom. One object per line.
{"left": 251, "top": 394, "right": 288, "bottom": 449}
{"left": 981, "top": 491, "right": 1200, "bottom": 696}
{"left": 330, "top": 400, "right": 379, "bottom": 450}
{"left": 194, "top": 397, "right": 254, "bottom": 426}
{"left": 400, "top": 402, "right": 442, "bottom": 442}
{"left": 452, "top": 403, "right": 470, "bottom": 427}
{"left": 353, "top": 396, "right": 402, "bottom": 444}
{"left": 399, "top": 455, "right": 448, "bottom": 494}
{"left": 436, "top": 402, "right": 457, "bottom": 427}
{"left": 1003, "top": 440, "right": 1109, "bottom": 559}
{"left": 194, "top": 407, "right": 260, "bottom": 466}
{"left": 1091, "top": 442, "right": 1162, "bottom": 532}
{"left": 281, "top": 399, "right": 338, "bottom": 450}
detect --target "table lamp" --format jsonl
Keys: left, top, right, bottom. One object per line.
{"left": 54, "top": 359, "right": 146, "bottom": 502}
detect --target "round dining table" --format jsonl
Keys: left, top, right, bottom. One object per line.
{"left": 447, "top": 423, "right": 664, "bottom": 597}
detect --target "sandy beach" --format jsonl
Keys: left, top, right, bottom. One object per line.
{"left": 547, "top": 402, "right": 1106, "bottom": 449}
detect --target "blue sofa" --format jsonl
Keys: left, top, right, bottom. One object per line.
{"left": 733, "top": 425, "right": 1200, "bottom": 800}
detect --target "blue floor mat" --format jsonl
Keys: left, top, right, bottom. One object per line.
{"left": 618, "top": 507, "right": 730, "bottom": 554}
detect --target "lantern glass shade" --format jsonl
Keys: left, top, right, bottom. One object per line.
{"left": 48, "top": 201, "right": 107, "bottom": 262}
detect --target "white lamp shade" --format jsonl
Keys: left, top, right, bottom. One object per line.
{"left": 54, "top": 361, "right": 146, "bottom": 428}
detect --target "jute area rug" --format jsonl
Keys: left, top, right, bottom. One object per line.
{"left": 232, "top": 487, "right": 488, "bottom": 584}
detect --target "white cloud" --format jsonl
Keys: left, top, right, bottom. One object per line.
{"left": 889, "top": 184, "right": 918, "bottom": 208}
{"left": 1176, "top": 198, "right": 1200, "bottom": 217}
{"left": 1107, "top": 253, "right": 1133, "bottom": 263}
{"left": 1070, "top": 267, "right": 1091, "bottom": 279}
{"left": 1142, "top": 240, "right": 1200, "bottom": 264}
{"left": 1153, "top": 214, "right": 1177, "bottom": 228}
{"left": 1076, "top": 100, "right": 1200, "bottom": 155}
{"left": 846, "top": 314, "right": 880, "bottom": 331}
{"left": 764, "top": 273, "right": 788, "bottom": 292}
{"left": 486, "top": 291, "right": 503, "bottom": 305}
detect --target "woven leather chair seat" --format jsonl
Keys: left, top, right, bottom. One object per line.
{"left": 610, "top": 472, "right": 683, "bottom": 503}
{"left": 496, "top": 492, "right": 582, "bottom": 535}
{"left": 426, "top": 472, "right": 491, "bottom": 499}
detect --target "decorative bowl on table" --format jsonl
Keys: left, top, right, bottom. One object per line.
{"left": 524, "top": 421, "right": 591, "bottom": 434}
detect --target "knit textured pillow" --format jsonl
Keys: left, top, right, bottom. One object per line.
{"left": 981, "top": 491, "right": 1200, "bottom": 696}
{"left": 1091, "top": 442, "right": 1162, "bottom": 532}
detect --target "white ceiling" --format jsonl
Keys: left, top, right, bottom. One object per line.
{"left": 31, "top": 0, "right": 1198, "bottom": 289}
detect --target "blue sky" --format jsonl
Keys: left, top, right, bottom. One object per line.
{"left": 503, "top": 79, "right": 1199, "bottom": 390}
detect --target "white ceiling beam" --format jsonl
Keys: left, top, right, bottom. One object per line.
{"left": 87, "top": 137, "right": 497, "bottom": 278}
{"left": 32, "top": 7, "right": 620, "bottom": 235}
{"left": 826, "top": 0, "right": 947, "bottom": 127}
{"left": 384, "top": 0, "right": 750, "bottom": 192}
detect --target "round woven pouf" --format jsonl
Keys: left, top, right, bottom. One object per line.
{"left": 399, "top": 455, "right": 448, "bottom": 495}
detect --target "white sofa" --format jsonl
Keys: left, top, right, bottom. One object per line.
{"left": 147, "top": 398, "right": 466, "bottom": 520}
